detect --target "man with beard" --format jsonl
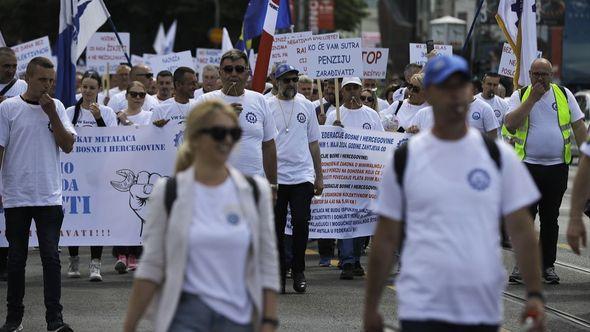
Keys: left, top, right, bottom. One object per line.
{"left": 155, "top": 70, "right": 173, "bottom": 103}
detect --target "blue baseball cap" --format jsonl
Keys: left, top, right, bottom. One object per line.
{"left": 274, "top": 64, "right": 299, "bottom": 79}
{"left": 423, "top": 55, "right": 470, "bottom": 87}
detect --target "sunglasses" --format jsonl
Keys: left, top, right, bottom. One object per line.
{"left": 127, "top": 91, "right": 146, "bottom": 98}
{"left": 281, "top": 77, "right": 299, "bottom": 84}
{"left": 199, "top": 126, "right": 243, "bottom": 142}
{"left": 222, "top": 65, "right": 246, "bottom": 74}
{"left": 136, "top": 73, "right": 154, "bottom": 79}
{"left": 360, "top": 96, "right": 375, "bottom": 102}
{"left": 407, "top": 84, "right": 421, "bottom": 93}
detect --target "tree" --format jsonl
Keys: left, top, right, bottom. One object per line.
{"left": 334, "top": 0, "right": 369, "bottom": 32}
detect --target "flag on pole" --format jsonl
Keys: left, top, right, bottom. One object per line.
{"left": 496, "top": 0, "right": 538, "bottom": 87}
{"left": 153, "top": 23, "right": 166, "bottom": 54}
{"left": 0, "top": 30, "right": 6, "bottom": 47}
{"left": 251, "top": 0, "right": 280, "bottom": 93}
{"left": 163, "top": 20, "right": 177, "bottom": 55}
{"left": 236, "top": 0, "right": 292, "bottom": 52}
{"left": 56, "top": 0, "right": 109, "bottom": 107}
{"left": 222, "top": 27, "right": 234, "bottom": 54}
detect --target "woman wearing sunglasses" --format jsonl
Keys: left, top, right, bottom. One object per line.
{"left": 360, "top": 88, "right": 380, "bottom": 112}
{"left": 117, "top": 81, "right": 153, "bottom": 126}
{"left": 123, "top": 100, "right": 279, "bottom": 332}
{"left": 380, "top": 73, "right": 428, "bottom": 134}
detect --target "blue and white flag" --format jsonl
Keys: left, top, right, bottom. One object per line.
{"left": 0, "top": 30, "right": 6, "bottom": 47}
{"left": 56, "top": 0, "right": 109, "bottom": 107}
{"left": 163, "top": 20, "right": 177, "bottom": 55}
{"left": 153, "top": 23, "right": 166, "bottom": 55}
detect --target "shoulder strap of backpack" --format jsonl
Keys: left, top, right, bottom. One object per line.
{"left": 0, "top": 78, "right": 17, "bottom": 96}
{"left": 394, "top": 100, "right": 404, "bottom": 116}
{"left": 393, "top": 143, "right": 409, "bottom": 187}
{"left": 480, "top": 133, "right": 501, "bottom": 170}
{"left": 164, "top": 176, "right": 177, "bottom": 216}
{"left": 245, "top": 176, "right": 260, "bottom": 205}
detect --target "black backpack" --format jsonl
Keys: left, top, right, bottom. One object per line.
{"left": 164, "top": 175, "right": 260, "bottom": 215}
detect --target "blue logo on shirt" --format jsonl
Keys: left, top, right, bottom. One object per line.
{"left": 494, "top": 109, "right": 501, "bottom": 118}
{"left": 468, "top": 169, "right": 491, "bottom": 191}
{"left": 227, "top": 213, "right": 240, "bottom": 225}
{"left": 362, "top": 123, "right": 372, "bottom": 130}
{"left": 472, "top": 112, "right": 481, "bottom": 120}
{"left": 552, "top": 102, "right": 558, "bottom": 112}
{"left": 173, "top": 130, "right": 184, "bottom": 149}
{"left": 245, "top": 112, "right": 257, "bottom": 124}
{"left": 297, "top": 112, "right": 306, "bottom": 123}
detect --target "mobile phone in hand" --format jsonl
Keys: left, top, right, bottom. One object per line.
{"left": 426, "top": 40, "right": 434, "bottom": 54}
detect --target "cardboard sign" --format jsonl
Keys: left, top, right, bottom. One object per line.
{"left": 498, "top": 43, "right": 542, "bottom": 78}
{"left": 11, "top": 36, "right": 52, "bottom": 76}
{"left": 307, "top": 38, "right": 363, "bottom": 79}
{"left": 144, "top": 51, "right": 194, "bottom": 75}
{"left": 131, "top": 54, "right": 144, "bottom": 67}
{"left": 408, "top": 43, "right": 453, "bottom": 66}
{"left": 269, "top": 31, "right": 313, "bottom": 71}
{"left": 86, "top": 32, "right": 131, "bottom": 75}
{"left": 362, "top": 47, "right": 389, "bottom": 79}
{"left": 195, "top": 48, "right": 222, "bottom": 81}
{"left": 287, "top": 32, "right": 340, "bottom": 75}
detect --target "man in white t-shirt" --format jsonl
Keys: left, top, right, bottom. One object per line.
{"left": 196, "top": 50, "right": 277, "bottom": 187}
{"left": 362, "top": 79, "right": 389, "bottom": 111}
{"left": 0, "top": 57, "right": 76, "bottom": 332}
{"left": 103, "top": 65, "right": 131, "bottom": 106}
{"left": 568, "top": 140, "right": 590, "bottom": 256}
{"left": 468, "top": 96, "right": 500, "bottom": 139}
{"left": 297, "top": 75, "right": 314, "bottom": 101}
{"left": 0, "top": 47, "right": 28, "bottom": 283}
{"left": 155, "top": 70, "right": 173, "bottom": 103}
{"left": 504, "top": 58, "right": 587, "bottom": 284}
{"left": 107, "top": 65, "right": 159, "bottom": 112}
{"left": 326, "top": 77, "right": 384, "bottom": 280}
{"left": 476, "top": 73, "right": 509, "bottom": 135}
{"left": 152, "top": 67, "right": 198, "bottom": 127}
{"left": 268, "top": 64, "right": 323, "bottom": 294}
{"left": 380, "top": 73, "right": 428, "bottom": 133}
{"left": 314, "top": 79, "right": 339, "bottom": 125}
{"left": 194, "top": 64, "right": 220, "bottom": 99}
{"left": 364, "top": 55, "right": 546, "bottom": 332}
{"left": 391, "top": 63, "right": 423, "bottom": 102}
{"left": 0, "top": 48, "right": 27, "bottom": 103}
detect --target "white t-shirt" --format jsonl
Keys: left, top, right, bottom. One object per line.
{"left": 0, "top": 79, "right": 27, "bottom": 98}
{"left": 475, "top": 93, "right": 509, "bottom": 129}
{"left": 381, "top": 100, "right": 428, "bottom": 131}
{"left": 196, "top": 90, "right": 277, "bottom": 177}
{"left": 151, "top": 99, "right": 197, "bottom": 125}
{"left": 392, "top": 87, "right": 406, "bottom": 102}
{"left": 75, "top": 92, "right": 108, "bottom": 106}
{"left": 268, "top": 95, "right": 321, "bottom": 185}
{"left": 326, "top": 105, "right": 384, "bottom": 131}
{"left": 507, "top": 86, "right": 584, "bottom": 165}
{"left": 312, "top": 98, "right": 326, "bottom": 108}
{"left": 377, "top": 98, "right": 390, "bottom": 112}
{"left": 122, "top": 110, "right": 152, "bottom": 126}
{"left": 410, "top": 106, "right": 434, "bottom": 132}
{"left": 373, "top": 128, "right": 540, "bottom": 325}
{"left": 0, "top": 96, "right": 77, "bottom": 208}
{"left": 107, "top": 91, "right": 159, "bottom": 112}
{"left": 193, "top": 88, "right": 204, "bottom": 100}
{"left": 468, "top": 98, "right": 500, "bottom": 134}
{"left": 581, "top": 141, "right": 590, "bottom": 157}
{"left": 66, "top": 104, "right": 118, "bottom": 127}
{"left": 183, "top": 178, "right": 252, "bottom": 324}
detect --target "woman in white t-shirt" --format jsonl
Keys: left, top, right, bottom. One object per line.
{"left": 380, "top": 73, "right": 428, "bottom": 134}
{"left": 117, "top": 81, "right": 152, "bottom": 126}
{"left": 361, "top": 88, "right": 380, "bottom": 112}
{"left": 65, "top": 71, "right": 117, "bottom": 282}
{"left": 123, "top": 100, "right": 279, "bottom": 332}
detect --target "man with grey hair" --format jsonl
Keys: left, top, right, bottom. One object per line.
{"left": 107, "top": 65, "right": 159, "bottom": 112}
{"left": 297, "top": 75, "right": 313, "bottom": 101}
{"left": 193, "top": 64, "right": 220, "bottom": 99}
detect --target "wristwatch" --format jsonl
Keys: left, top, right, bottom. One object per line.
{"left": 270, "top": 184, "right": 279, "bottom": 190}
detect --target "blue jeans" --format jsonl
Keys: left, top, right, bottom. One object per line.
{"left": 338, "top": 237, "right": 364, "bottom": 265}
{"left": 168, "top": 293, "right": 253, "bottom": 332}
{"left": 4, "top": 206, "right": 64, "bottom": 325}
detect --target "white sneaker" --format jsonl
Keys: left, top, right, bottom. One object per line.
{"left": 89, "top": 259, "right": 102, "bottom": 282}
{"left": 67, "top": 256, "right": 81, "bottom": 278}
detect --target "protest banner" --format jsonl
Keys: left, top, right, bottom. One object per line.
{"left": 0, "top": 124, "right": 182, "bottom": 247}
{"left": 131, "top": 54, "right": 145, "bottom": 66}
{"left": 498, "top": 43, "right": 542, "bottom": 78}
{"left": 286, "top": 126, "right": 409, "bottom": 239}
{"left": 11, "top": 36, "right": 52, "bottom": 76}
{"left": 195, "top": 48, "right": 222, "bottom": 80}
{"left": 269, "top": 31, "right": 312, "bottom": 72}
{"left": 361, "top": 32, "right": 381, "bottom": 47}
{"left": 307, "top": 38, "right": 363, "bottom": 79}
{"left": 145, "top": 50, "right": 194, "bottom": 76}
{"left": 408, "top": 43, "right": 453, "bottom": 66}
{"left": 287, "top": 32, "right": 339, "bottom": 75}
{"left": 86, "top": 32, "right": 131, "bottom": 75}
{"left": 362, "top": 47, "right": 389, "bottom": 79}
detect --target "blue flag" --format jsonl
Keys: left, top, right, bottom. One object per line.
{"left": 242, "top": 0, "right": 292, "bottom": 41}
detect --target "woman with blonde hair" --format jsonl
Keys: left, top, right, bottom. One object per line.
{"left": 123, "top": 100, "right": 280, "bottom": 332}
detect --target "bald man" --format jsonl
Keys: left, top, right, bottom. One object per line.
{"left": 505, "top": 58, "right": 587, "bottom": 285}
{"left": 107, "top": 65, "right": 159, "bottom": 112}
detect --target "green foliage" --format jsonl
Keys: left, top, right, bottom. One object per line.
{"left": 334, "top": 0, "right": 369, "bottom": 32}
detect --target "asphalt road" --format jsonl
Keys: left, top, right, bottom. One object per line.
{"left": 0, "top": 168, "right": 589, "bottom": 332}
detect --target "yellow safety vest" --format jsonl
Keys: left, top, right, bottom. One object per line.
{"left": 514, "top": 83, "right": 573, "bottom": 164}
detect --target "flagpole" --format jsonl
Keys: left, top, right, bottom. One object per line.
{"left": 461, "top": 0, "right": 485, "bottom": 56}
{"left": 99, "top": 0, "right": 132, "bottom": 66}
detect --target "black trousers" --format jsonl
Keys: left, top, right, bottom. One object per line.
{"left": 68, "top": 246, "right": 103, "bottom": 259}
{"left": 401, "top": 320, "right": 499, "bottom": 332}
{"left": 0, "top": 247, "right": 7, "bottom": 272}
{"left": 274, "top": 182, "right": 314, "bottom": 275}
{"left": 525, "top": 163, "right": 569, "bottom": 269}
{"left": 4, "top": 206, "right": 64, "bottom": 324}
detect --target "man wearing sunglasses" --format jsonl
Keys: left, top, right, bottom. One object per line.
{"left": 267, "top": 64, "right": 323, "bottom": 294}
{"left": 196, "top": 50, "right": 278, "bottom": 188}
{"left": 505, "top": 58, "right": 588, "bottom": 285}
{"left": 152, "top": 67, "right": 198, "bottom": 127}
{"left": 107, "top": 65, "right": 159, "bottom": 113}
